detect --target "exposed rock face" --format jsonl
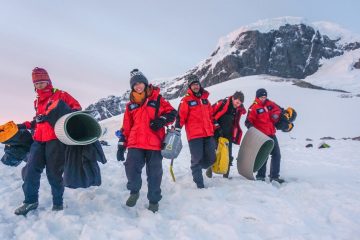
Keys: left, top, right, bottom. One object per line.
{"left": 354, "top": 59, "right": 360, "bottom": 69}
{"left": 161, "top": 24, "right": 355, "bottom": 99}
{"left": 195, "top": 24, "right": 343, "bottom": 85}
{"left": 86, "top": 23, "right": 360, "bottom": 121}
{"left": 85, "top": 93, "right": 129, "bottom": 121}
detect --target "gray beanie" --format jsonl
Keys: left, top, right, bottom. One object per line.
{"left": 187, "top": 74, "right": 200, "bottom": 88}
{"left": 130, "top": 69, "right": 148, "bottom": 89}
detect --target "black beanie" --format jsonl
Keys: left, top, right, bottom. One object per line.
{"left": 130, "top": 69, "right": 148, "bottom": 89}
{"left": 187, "top": 74, "right": 200, "bottom": 88}
{"left": 256, "top": 88, "right": 267, "bottom": 98}
{"left": 233, "top": 91, "right": 244, "bottom": 102}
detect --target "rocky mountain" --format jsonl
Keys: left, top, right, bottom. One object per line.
{"left": 86, "top": 18, "right": 360, "bottom": 121}
{"left": 86, "top": 93, "right": 129, "bottom": 121}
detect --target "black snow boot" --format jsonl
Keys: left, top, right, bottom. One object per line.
{"left": 52, "top": 204, "right": 64, "bottom": 211}
{"left": 14, "top": 202, "right": 39, "bottom": 216}
{"left": 256, "top": 176, "right": 266, "bottom": 181}
{"left": 270, "top": 177, "right": 285, "bottom": 184}
{"left": 148, "top": 202, "right": 159, "bottom": 213}
{"left": 223, "top": 166, "right": 230, "bottom": 178}
{"left": 196, "top": 182, "right": 205, "bottom": 189}
{"left": 205, "top": 167, "right": 212, "bottom": 178}
{"left": 126, "top": 192, "right": 140, "bottom": 207}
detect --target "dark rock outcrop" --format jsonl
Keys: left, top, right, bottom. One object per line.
{"left": 87, "top": 23, "right": 360, "bottom": 121}
{"left": 354, "top": 59, "right": 360, "bottom": 69}
{"left": 162, "top": 24, "right": 349, "bottom": 99}
{"left": 85, "top": 94, "right": 129, "bottom": 121}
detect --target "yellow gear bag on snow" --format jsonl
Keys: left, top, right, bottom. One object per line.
{"left": 212, "top": 137, "right": 230, "bottom": 174}
{"left": 0, "top": 121, "right": 19, "bottom": 143}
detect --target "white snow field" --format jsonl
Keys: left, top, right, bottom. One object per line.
{"left": 1, "top": 19, "right": 360, "bottom": 238}
{"left": 1, "top": 70, "right": 360, "bottom": 240}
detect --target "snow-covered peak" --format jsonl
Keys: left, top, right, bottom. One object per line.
{"left": 218, "top": 17, "right": 359, "bottom": 49}
{"left": 312, "top": 21, "right": 360, "bottom": 44}
{"left": 209, "top": 17, "right": 359, "bottom": 68}
{"left": 188, "top": 17, "right": 360, "bottom": 87}
{"left": 218, "top": 17, "right": 308, "bottom": 47}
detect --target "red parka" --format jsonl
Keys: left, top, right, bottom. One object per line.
{"left": 24, "top": 85, "right": 81, "bottom": 142}
{"left": 175, "top": 88, "right": 215, "bottom": 141}
{"left": 246, "top": 98, "right": 282, "bottom": 136}
{"left": 213, "top": 96, "right": 247, "bottom": 144}
{"left": 122, "top": 87, "right": 176, "bottom": 151}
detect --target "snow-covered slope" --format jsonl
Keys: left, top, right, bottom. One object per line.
{"left": 304, "top": 48, "right": 360, "bottom": 93}
{"left": 101, "top": 75, "right": 360, "bottom": 140}
{"left": 1, "top": 74, "right": 359, "bottom": 239}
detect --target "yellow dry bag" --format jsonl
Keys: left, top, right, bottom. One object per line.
{"left": 212, "top": 137, "right": 230, "bottom": 174}
{"left": 0, "top": 121, "right": 18, "bottom": 143}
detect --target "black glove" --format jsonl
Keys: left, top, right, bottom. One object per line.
{"left": 17, "top": 124, "right": 27, "bottom": 130}
{"left": 150, "top": 116, "right": 167, "bottom": 131}
{"left": 34, "top": 114, "right": 46, "bottom": 123}
{"left": 245, "top": 119, "right": 253, "bottom": 129}
{"left": 117, "top": 143, "right": 126, "bottom": 161}
{"left": 214, "top": 127, "right": 223, "bottom": 139}
{"left": 275, "top": 119, "right": 294, "bottom": 132}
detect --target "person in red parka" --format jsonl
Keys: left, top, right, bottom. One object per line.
{"left": 14, "top": 67, "right": 81, "bottom": 216}
{"left": 174, "top": 74, "right": 216, "bottom": 189}
{"left": 206, "top": 91, "right": 246, "bottom": 178}
{"left": 120, "top": 69, "right": 176, "bottom": 213}
{"left": 245, "top": 88, "right": 284, "bottom": 184}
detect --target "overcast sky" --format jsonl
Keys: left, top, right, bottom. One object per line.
{"left": 0, "top": 0, "right": 359, "bottom": 123}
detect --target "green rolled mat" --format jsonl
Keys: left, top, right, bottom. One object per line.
{"left": 237, "top": 127, "right": 274, "bottom": 180}
{"left": 54, "top": 111, "right": 102, "bottom": 146}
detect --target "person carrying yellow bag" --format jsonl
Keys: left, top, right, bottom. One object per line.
{"left": 206, "top": 91, "right": 247, "bottom": 178}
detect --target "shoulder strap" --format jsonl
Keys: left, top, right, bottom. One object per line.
{"left": 249, "top": 100, "right": 257, "bottom": 108}
{"left": 155, "top": 94, "right": 162, "bottom": 118}
{"left": 213, "top": 98, "right": 228, "bottom": 116}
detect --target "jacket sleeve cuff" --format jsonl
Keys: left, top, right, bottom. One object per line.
{"left": 23, "top": 121, "right": 32, "bottom": 129}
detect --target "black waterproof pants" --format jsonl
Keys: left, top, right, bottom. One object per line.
{"left": 125, "top": 148, "right": 163, "bottom": 203}
{"left": 188, "top": 137, "right": 216, "bottom": 187}
{"left": 22, "top": 140, "right": 65, "bottom": 205}
{"left": 256, "top": 135, "right": 281, "bottom": 179}
{"left": 224, "top": 141, "right": 233, "bottom": 177}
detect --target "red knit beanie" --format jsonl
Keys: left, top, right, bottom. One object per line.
{"left": 32, "top": 67, "right": 51, "bottom": 84}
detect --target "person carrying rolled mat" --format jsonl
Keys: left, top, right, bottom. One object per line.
{"left": 245, "top": 88, "right": 284, "bottom": 184}
{"left": 14, "top": 67, "right": 81, "bottom": 216}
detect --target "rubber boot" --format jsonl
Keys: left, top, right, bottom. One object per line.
{"left": 148, "top": 202, "right": 159, "bottom": 213}
{"left": 14, "top": 202, "right": 39, "bottom": 216}
{"left": 52, "top": 204, "right": 64, "bottom": 211}
{"left": 205, "top": 167, "right": 212, "bottom": 178}
{"left": 270, "top": 177, "right": 285, "bottom": 184}
{"left": 126, "top": 192, "right": 140, "bottom": 207}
